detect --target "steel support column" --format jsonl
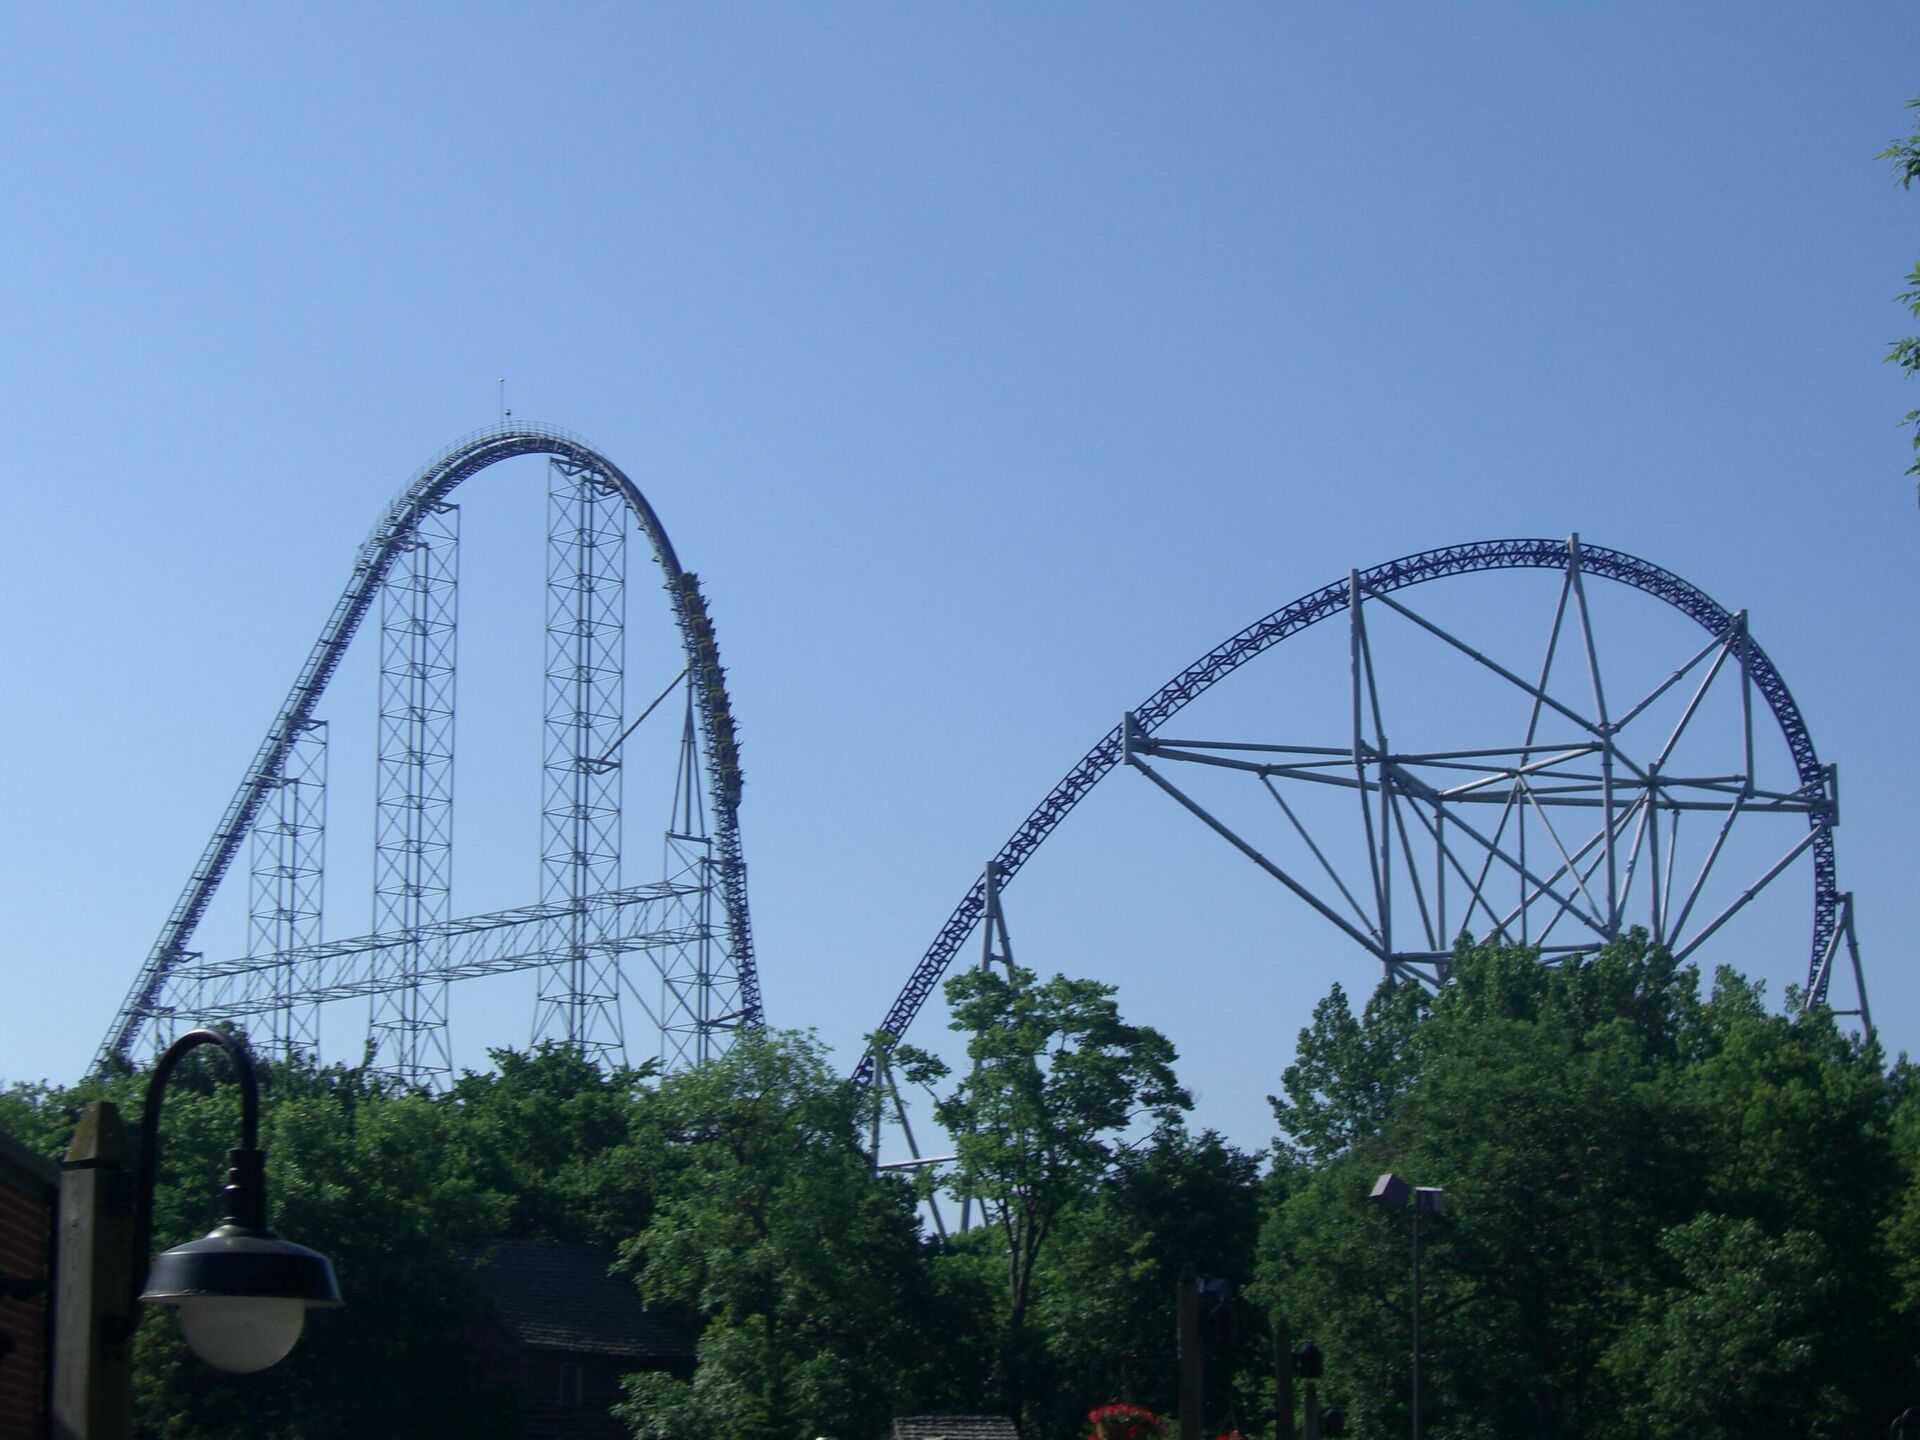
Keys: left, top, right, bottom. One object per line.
{"left": 535, "top": 461, "right": 627, "bottom": 1062}
{"left": 368, "top": 502, "right": 458, "bottom": 1087}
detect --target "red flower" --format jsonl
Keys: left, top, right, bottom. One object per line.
{"left": 1086, "top": 1403, "right": 1167, "bottom": 1440}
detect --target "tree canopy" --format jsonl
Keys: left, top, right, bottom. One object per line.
{"left": 615, "top": 1032, "right": 940, "bottom": 1440}
{"left": 3, "top": 939, "right": 1915, "bottom": 1440}
{"left": 1257, "top": 936, "right": 1909, "bottom": 1440}
{"left": 896, "top": 962, "right": 1192, "bottom": 1423}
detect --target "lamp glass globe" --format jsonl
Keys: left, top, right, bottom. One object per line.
{"left": 178, "top": 1295, "right": 307, "bottom": 1373}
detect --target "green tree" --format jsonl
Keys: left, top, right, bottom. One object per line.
{"left": 2, "top": 1050, "right": 515, "bottom": 1440}
{"left": 1605, "top": 1215, "right": 1845, "bottom": 1440}
{"left": 616, "top": 1031, "right": 937, "bottom": 1440}
{"left": 447, "top": 1042, "right": 659, "bottom": 1244}
{"left": 195, "top": 1074, "right": 512, "bottom": 1440}
{"left": 1883, "top": 1068, "right": 1920, "bottom": 1315}
{"left": 1259, "top": 938, "right": 1703, "bottom": 1440}
{"left": 1664, "top": 971, "right": 1903, "bottom": 1429}
{"left": 1882, "top": 95, "right": 1920, "bottom": 487}
{"left": 1029, "top": 1126, "right": 1264, "bottom": 1438}
{"left": 1269, "top": 978, "right": 1427, "bottom": 1170}
{"left": 898, "top": 963, "right": 1192, "bottom": 1421}
{"left": 1258, "top": 940, "right": 1912, "bottom": 1439}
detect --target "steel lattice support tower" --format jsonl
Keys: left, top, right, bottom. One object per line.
{"left": 248, "top": 720, "right": 326, "bottom": 1060}
{"left": 535, "top": 461, "right": 627, "bottom": 1061}
{"left": 368, "top": 503, "right": 459, "bottom": 1086}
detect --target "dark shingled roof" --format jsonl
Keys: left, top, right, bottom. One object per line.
{"left": 476, "top": 1240, "right": 698, "bottom": 1360}
{"left": 0, "top": 1127, "right": 57, "bottom": 1194}
{"left": 890, "top": 1417, "right": 1020, "bottom": 1440}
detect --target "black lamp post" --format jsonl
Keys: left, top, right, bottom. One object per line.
{"left": 131, "top": 1029, "right": 342, "bottom": 1372}
{"left": 1293, "top": 1341, "right": 1323, "bottom": 1440}
{"left": 1369, "top": 1173, "right": 1442, "bottom": 1440}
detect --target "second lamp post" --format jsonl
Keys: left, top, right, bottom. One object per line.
{"left": 1369, "top": 1173, "right": 1442, "bottom": 1440}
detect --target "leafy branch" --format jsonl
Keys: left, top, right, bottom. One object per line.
{"left": 1879, "top": 96, "right": 1920, "bottom": 486}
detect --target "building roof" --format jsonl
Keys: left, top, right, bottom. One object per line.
{"left": 0, "top": 1127, "right": 57, "bottom": 1196}
{"left": 890, "top": 1417, "right": 1020, "bottom": 1440}
{"left": 476, "top": 1240, "right": 698, "bottom": 1360}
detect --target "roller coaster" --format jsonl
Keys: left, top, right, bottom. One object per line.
{"left": 97, "top": 431, "right": 1866, "bottom": 1087}
{"left": 862, "top": 536, "right": 1864, "bottom": 1085}
{"left": 99, "top": 427, "right": 757, "bottom": 1085}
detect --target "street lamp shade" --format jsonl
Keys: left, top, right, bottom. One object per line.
{"left": 141, "top": 1224, "right": 343, "bottom": 1373}
{"left": 1369, "top": 1172, "right": 1410, "bottom": 1209}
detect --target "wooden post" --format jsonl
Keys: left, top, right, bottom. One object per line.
{"left": 1274, "top": 1316, "right": 1294, "bottom": 1440}
{"left": 1177, "top": 1264, "right": 1202, "bottom": 1440}
{"left": 51, "top": 1102, "right": 134, "bottom": 1440}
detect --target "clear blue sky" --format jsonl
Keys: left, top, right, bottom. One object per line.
{"left": 1, "top": 4, "right": 1915, "bottom": 1151}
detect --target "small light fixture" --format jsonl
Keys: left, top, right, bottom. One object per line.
{"left": 132, "top": 1030, "right": 342, "bottom": 1372}
{"left": 1369, "top": 1172, "right": 1410, "bottom": 1209}
{"left": 1292, "top": 1340, "right": 1324, "bottom": 1380}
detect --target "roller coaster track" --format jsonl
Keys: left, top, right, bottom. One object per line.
{"left": 857, "top": 537, "right": 1837, "bottom": 1084}
{"left": 100, "top": 424, "right": 758, "bottom": 1067}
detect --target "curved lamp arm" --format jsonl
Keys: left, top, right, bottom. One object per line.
{"left": 129, "top": 1029, "right": 263, "bottom": 1320}
{"left": 115, "top": 1028, "right": 338, "bottom": 1373}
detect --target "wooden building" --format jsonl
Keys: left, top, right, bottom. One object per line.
{"left": 471, "top": 1240, "right": 697, "bottom": 1440}
{"left": 0, "top": 1130, "right": 55, "bottom": 1440}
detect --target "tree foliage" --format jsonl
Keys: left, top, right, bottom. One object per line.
{"left": 1882, "top": 95, "right": 1920, "bottom": 485}
{"left": 1268, "top": 978, "right": 1426, "bottom": 1171}
{"left": 1259, "top": 936, "right": 1911, "bottom": 1440}
{"left": 900, "top": 965, "right": 1191, "bottom": 1330}
{"left": 445, "top": 1043, "right": 659, "bottom": 1245}
{"left": 897, "top": 963, "right": 1191, "bottom": 1421}
{"left": 1028, "top": 1125, "right": 1265, "bottom": 1439}
{"left": 2, "top": 1051, "right": 517, "bottom": 1439}
{"left": 3, "top": 937, "right": 1916, "bottom": 1440}
{"left": 615, "top": 1032, "right": 941, "bottom": 1440}
{"left": 1607, "top": 1215, "right": 1846, "bottom": 1440}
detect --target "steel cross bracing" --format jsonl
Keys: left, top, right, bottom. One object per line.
{"left": 152, "top": 883, "right": 706, "bottom": 1018}
{"left": 856, "top": 536, "right": 1850, "bottom": 1085}
{"left": 246, "top": 720, "right": 326, "bottom": 1059}
{"left": 645, "top": 692, "right": 742, "bottom": 1071}
{"left": 369, "top": 501, "right": 459, "bottom": 1086}
{"left": 100, "top": 426, "right": 761, "bottom": 1072}
{"left": 1121, "top": 548, "right": 1849, "bottom": 1003}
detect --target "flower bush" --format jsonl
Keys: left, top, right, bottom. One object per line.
{"left": 1086, "top": 1403, "right": 1167, "bottom": 1440}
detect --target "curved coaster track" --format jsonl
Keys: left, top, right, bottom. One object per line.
{"left": 94, "top": 444, "right": 1859, "bottom": 1096}
{"left": 99, "top": 425, "right": 758, "bottom": 1085}
{"left": 859, "top": 536, "right": 1861, "bottom": 1083}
